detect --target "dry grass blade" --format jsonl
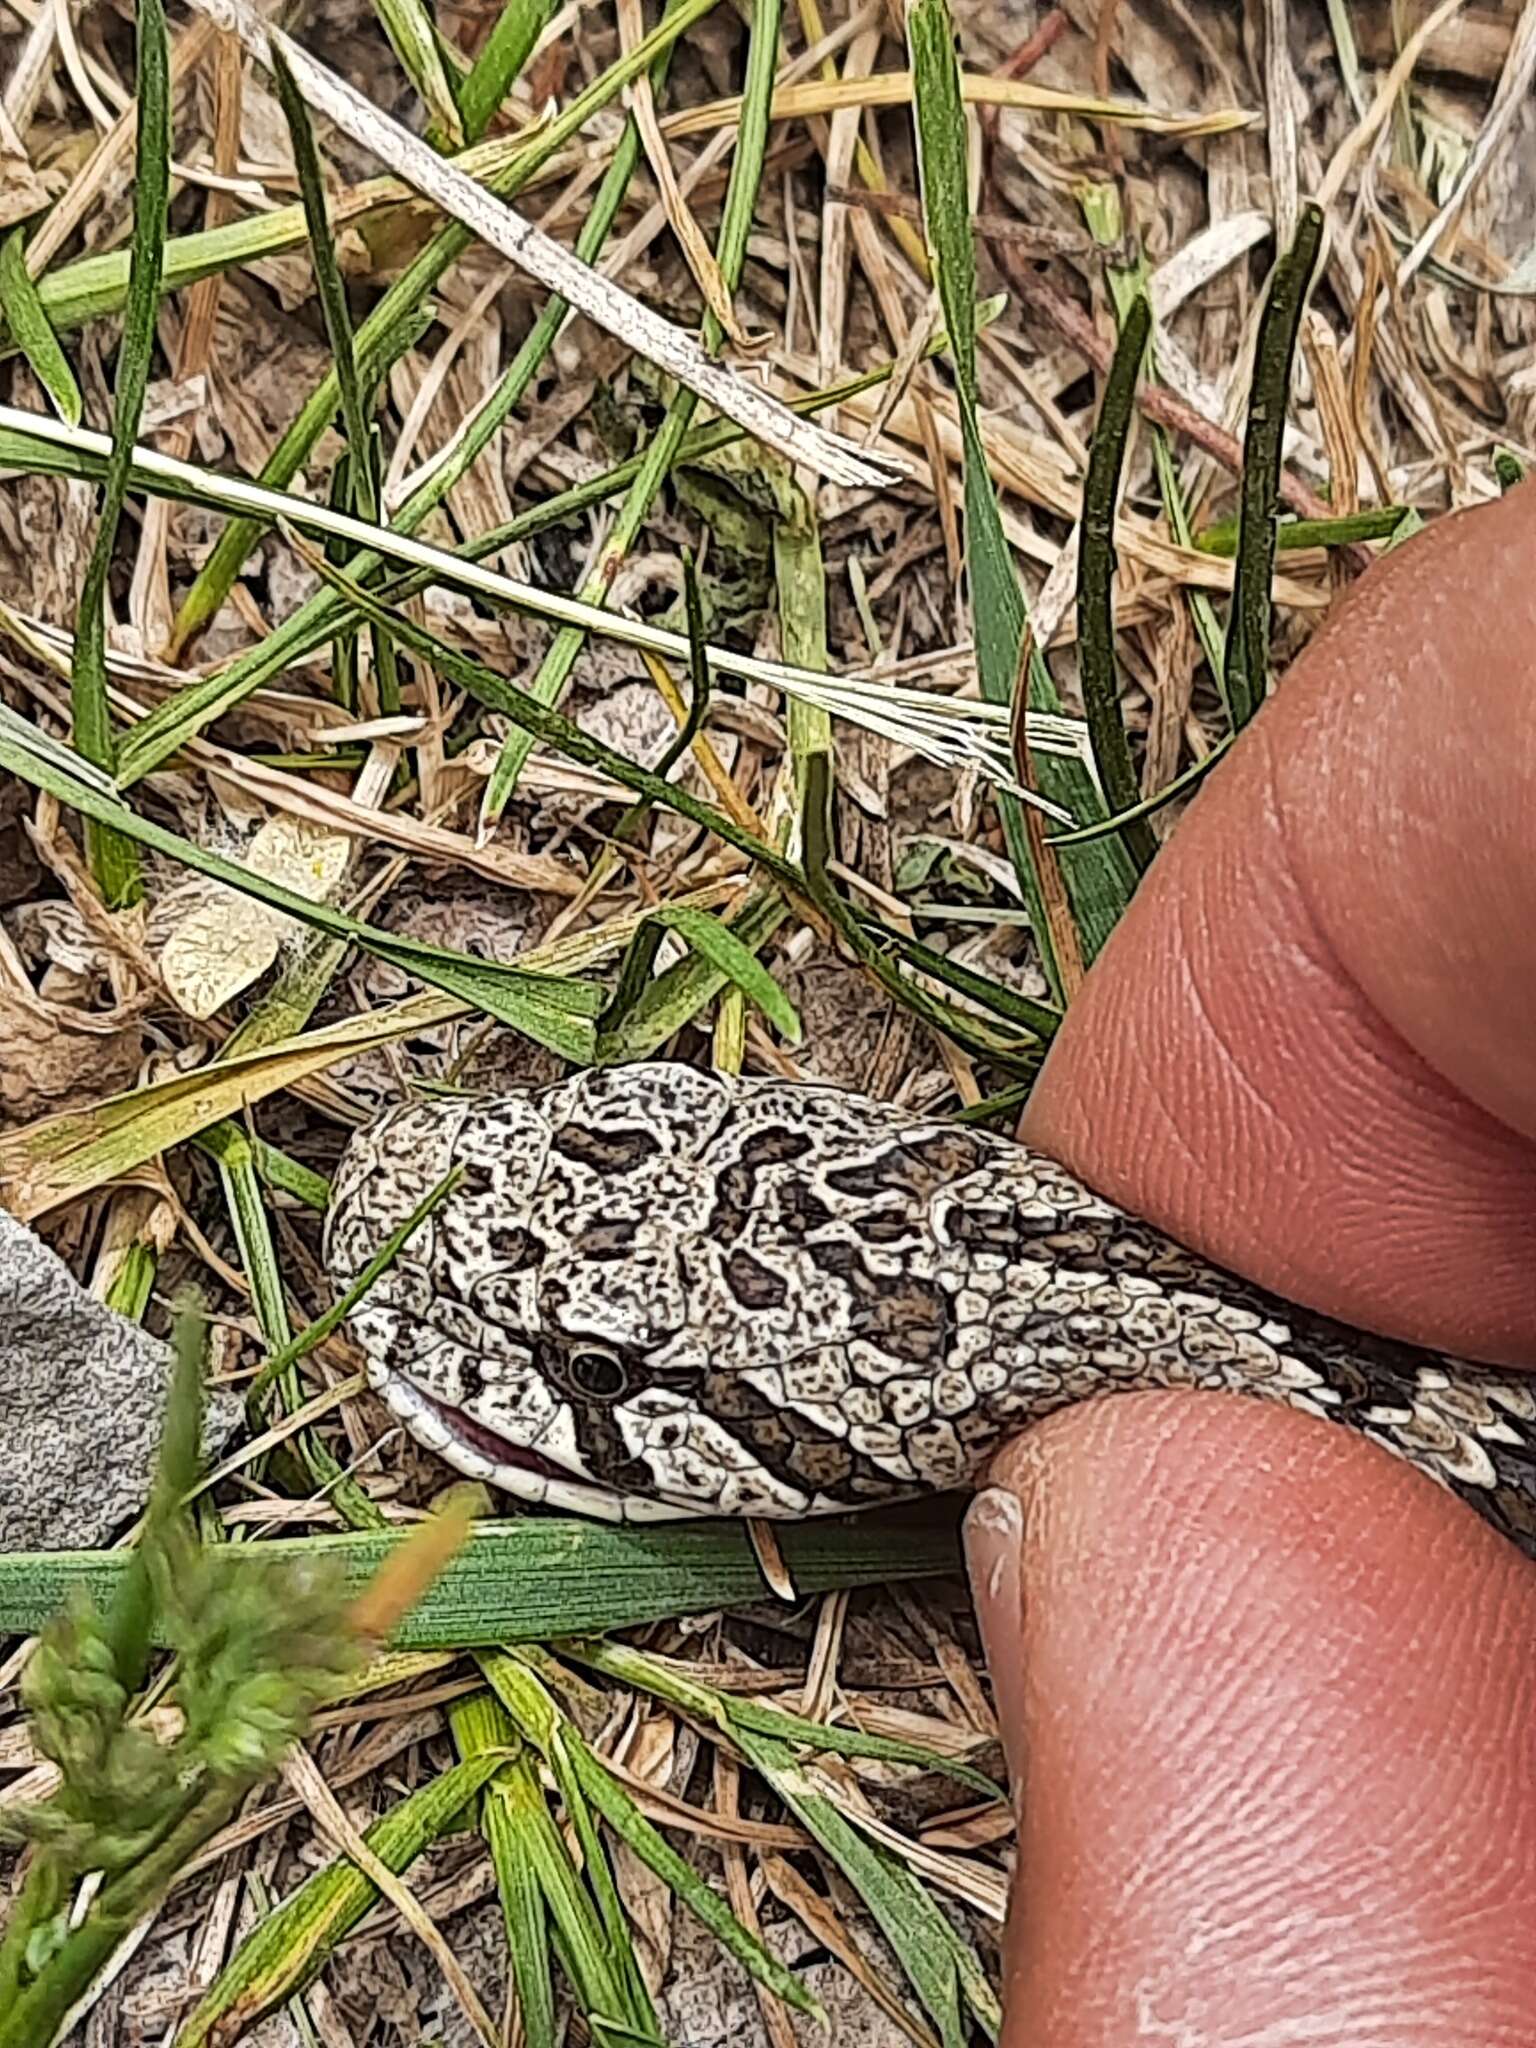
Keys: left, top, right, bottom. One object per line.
{"left": 1393, "top": 0, "right": 1536, "bottom": 289}
{"left": 0, "top": 401, "right": 1042, "bottom": 792}
{"left": 664, "top": 68, "right": 1258, "bottom": 138}
{"left": 280, "top": 1746, "right": 502, "bottom": 2048}
{"left": 0, "top": 230, "right": 80, "bottom": 426}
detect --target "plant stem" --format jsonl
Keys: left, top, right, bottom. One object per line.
{"left": 0, "top": 1779, "right": 246, "bottom": 2048}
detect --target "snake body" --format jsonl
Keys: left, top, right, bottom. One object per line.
{"left": 323, "top": 1063, "right": 1536, "bottom": 1553}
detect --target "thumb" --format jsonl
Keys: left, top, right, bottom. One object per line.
{"left": 966, "top": 1395, "right": 1536, "bottom": 2047}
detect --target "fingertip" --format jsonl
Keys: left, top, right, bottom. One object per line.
{"left": 978, "top": 1393, "right": 1536, "bottom": 2046}
{"left": 1019, "top": 496, "right": 1536, "bottom": 1362}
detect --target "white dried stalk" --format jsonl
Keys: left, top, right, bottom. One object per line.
{"left": 0, "top": 402, "right": 1076, "bottom": 810}
{"left": 186, "top": 0, "right": 908, "bottom": 490}
{"left": 1395, "top": 0, "right": 1536, "bottom": 289}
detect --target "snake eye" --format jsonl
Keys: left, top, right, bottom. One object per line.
{"left": 567, "top": 1348, "right": 629, "bottom": 1401}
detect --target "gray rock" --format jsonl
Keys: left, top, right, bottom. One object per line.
{"left": 0, "top": 1210, "right": 217, "bottom": 1553}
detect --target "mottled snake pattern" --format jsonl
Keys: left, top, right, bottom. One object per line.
{"left": 324, "top": 1063, "right": 1536, "bottom": 1553}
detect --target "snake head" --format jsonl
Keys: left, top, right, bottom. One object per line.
{"left": 324, "top": 1065, "right": 1007, "bottom": 1520}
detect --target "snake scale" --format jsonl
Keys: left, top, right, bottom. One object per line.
{"left": 323, "top": 1062, "right": 1536, "bottom": 1554}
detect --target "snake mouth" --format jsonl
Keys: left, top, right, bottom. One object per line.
{"left": 412, "top": 1384, "right": 625, "bottom": 1500}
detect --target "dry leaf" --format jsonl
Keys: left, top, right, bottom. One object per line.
{"left": 0, "top": 984, "right": 146, "bottom": 1125}
{"left": 160, "top": 814, "right": 351, "bottom": 1020}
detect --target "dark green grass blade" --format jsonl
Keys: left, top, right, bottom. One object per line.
{"left": 1077, "top": 292, "right": 1158, "bottom": 873}
{"left": 460, "top": 0, "right": 559, "bottom": 141}
{"left": 1223, "top": 204, "right": 1325, "bottom": 728}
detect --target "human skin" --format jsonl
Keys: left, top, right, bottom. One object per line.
{"left": 965, "top": 485, "right": 1536, "bottom": 2045}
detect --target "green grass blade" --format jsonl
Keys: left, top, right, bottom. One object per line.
{"left": 171, "top": 1755, "right": 504, "bottom": 2047}
{"left": 194, "top": 1116, "right": 386, "bottom": 1516}
{"left": 566, "top": 1638, "right": 1004, "bottom": 1799}
{"left": 478, "top": 0, "right": 783, "bottom": 820}
{"left": 460, "top": 0, "right": 559, "bottom": 140}
{"left": 483, "top": 1656, "right": 660, "bottom": 2034}
{"left": 242, "top": 1166, "right": 462, "bottom": 1418}
{"left": 163, "top": 0, "right": 719, "bottom": 655}
{"left": 648, "top": 905, "right": 802, "bottom": 1043}
{"left": 272, "top": 58, "right": 403, "bottom": 720}
{"left": 1223, "top": 204, "right": 1325, "bottom": 729}
{"left": 198, "top": 1119, "right": 291, "bottom": 1346}
{"left": 801, "top": 754, "right": 1040, "bottom": 1072}
{"left": 103, "top": 1306, "right": 206, "bottom": 1697}
{"left": 246, "top": 1136, "right": 331, "bottom": 1212}
{"left": 1077, "top": 292, "right": 1157, "bottom": 874}
{"left": 591, "top": 550, "right": 714, "bottom": 870}
{"left": 853, "top": 919, "right": 1059, "bottom": 1038}
{"left": 480, "top": 1651, "right": 816, "bottom": 2022}
{"left": 220, "top": 925, "right": 355, "bottom": 1061}
{"left": 905, "top": 0, "right": 1135, "bottom": 986}
{"left": 595, "top": 922, "right": 669, "bottom": 1041}
{"left": 1046, "top": 736, "right": 1234, "bottom": 847}
{"left": 1083, "top": 181, "right": 1227, "bottom": 701}
{"left": 0, "top": 1507, "right": 964, "bottom": 1646}
{"left": 372, "top": 0, "right": 465, "bottom": 144}
{"left": 566, "top": 1732, "right": 823, "bottom": 2019}
{"left": 596, "top": 893, "right": 791, "bottom": 1062}
{"left": 270, "top": 47, "right": 378, "bottom": 526}
{"left": 0, "top": 230, "right": 80, "bottom": 425}
{"left": 732, "top": 1721, "right": 978, "bottom": 2048}
{"left": 70, "top": 0, "right": 170, "bottom": 906}
{"left": 496, "top": 1753, "right": 642, "bottom": 2045}
{"left": 104, "top": 1235, "right": 158, "bottom": 1320}
{"left": 771, "top": 466, "right": 833, "bottom": 776}
{"left": 448, "top": 1695, "right": 562, "bottom": 2048}
{"left": 1194, "top": 505, "right": 1410, "bottom": 555}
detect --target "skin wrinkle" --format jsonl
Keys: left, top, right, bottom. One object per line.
{"left": 1157, "top": 928, "right": 1302, "bottom": 1173}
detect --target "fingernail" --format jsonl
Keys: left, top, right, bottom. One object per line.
{"left": 965, "top": 1485, "right": 1023, "bottom": 1610}
{"left": 964, "top": 1485, "right": 1028, "bottom": 1783}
